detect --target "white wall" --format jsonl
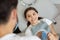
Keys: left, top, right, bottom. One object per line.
{"left": 54, "top": 4, "right": 60, "bottom": 34}
{"left": 50, "top": 0, "right": 60, "bottom": 4}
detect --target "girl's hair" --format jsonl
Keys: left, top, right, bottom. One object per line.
{"left": 24, "top": 7, "right": 43, "bottom": 27}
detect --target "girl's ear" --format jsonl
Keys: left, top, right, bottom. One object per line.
{"left": 37, "top": 13, "right": 39, "bottom": 17}
{"left": 38, "top": 14, "right": 39, "bottom": 17}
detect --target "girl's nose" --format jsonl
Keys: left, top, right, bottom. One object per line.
{"left": 31, "top": 15, "right": 34, "bottom": 19}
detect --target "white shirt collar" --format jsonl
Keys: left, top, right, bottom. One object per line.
{"left": 0, "top": 33, "right": 16, "bottom": 40}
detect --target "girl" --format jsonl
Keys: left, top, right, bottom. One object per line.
{"left": 24, "top": 7, "right": 58, "bottom": 40}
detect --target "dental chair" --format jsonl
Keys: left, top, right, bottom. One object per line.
{"left": 16, "top": 0, "right": 58, "bottom": 36}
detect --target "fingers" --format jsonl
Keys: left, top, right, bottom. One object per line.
{"left": 47, "top": 33, "right": 58, "bottom": 40}
{"left": 48, "top": 33, "right": 55, "bottom": 40}
{"left": 36, "top": 32, "right": 42, "bottom": 38}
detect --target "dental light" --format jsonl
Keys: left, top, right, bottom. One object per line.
{"left": 20, "top": 0, "right": 37, "bottom": 6}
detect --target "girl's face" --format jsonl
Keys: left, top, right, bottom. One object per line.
{"left": 26, "top": 10, "right": 39, "bottom": 25}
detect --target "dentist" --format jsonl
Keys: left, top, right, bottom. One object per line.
{"left": 0, "top": 0, "right": 40, "bottom": 40}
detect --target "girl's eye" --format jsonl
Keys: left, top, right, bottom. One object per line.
{"left": 33, "top": 13, "right": 35, "bottom": 15}
{"left": 28, "top": 15, "right": 30, "bottom": 18}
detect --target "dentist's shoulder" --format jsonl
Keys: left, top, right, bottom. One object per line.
{"left": 12, "top": 34, "right": 41, "bottom": 40}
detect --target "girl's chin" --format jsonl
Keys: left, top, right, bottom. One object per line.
{"left": 31, "top": 21, "right": 37, "bottom": 25}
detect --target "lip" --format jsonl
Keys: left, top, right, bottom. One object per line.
{"left": 31, "top": 18, "right": 36, "bottom": 22}
{"left": 31, "top": 18, "right": 35, "bottom": 21}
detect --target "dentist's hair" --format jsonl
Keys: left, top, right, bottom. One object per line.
{"left": 0, "top": 0, "right": 18, "bottom": 24}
